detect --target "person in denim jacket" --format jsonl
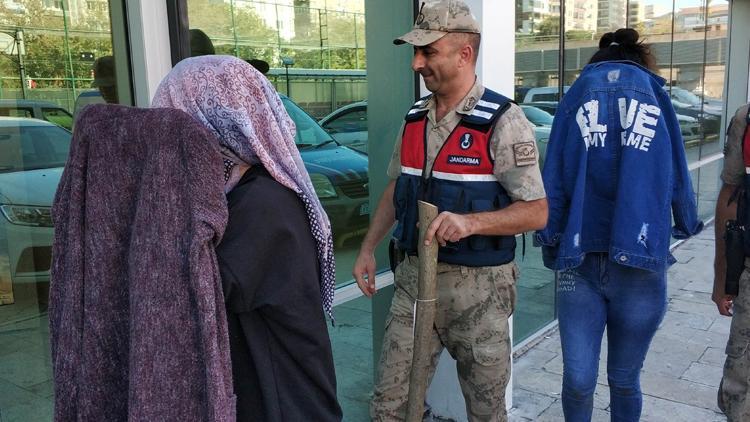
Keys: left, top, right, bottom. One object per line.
{"left": 535, "top": 28, "right": 703, "bottom": 422}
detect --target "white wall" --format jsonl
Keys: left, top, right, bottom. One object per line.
{"left": 471, "top": 0, "right": 516, "bottom": 98}
{"left": 424, "top": 1, "right": 517, "bottom": 420}
{"left": 125, "top": 0, "right": 172, "bottom": 106}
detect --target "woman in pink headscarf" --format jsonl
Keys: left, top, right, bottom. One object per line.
{"left": 153, "top": 55, "right": 342, "bottom": 421}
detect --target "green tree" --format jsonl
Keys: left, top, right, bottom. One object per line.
{"left": 70, "top": 1, "right": 112, "bottom": 32}
{"left": 0, "top": 0, "right": 66, "bottom": 28}
{"left": 324, "top": 11, "right": 365, "bottom": 69}
{"left": 566, "top": 30, "right": 595, "bottom": 41}
{"left": 187, "top": 0, "right": 366, "bottom": 70}
{"left": 187, "top": 0, "right": 277, "bottom": 56}
{"left": 536, "top": 16, "right": 560, "bottom": 37}
{"left": 0, "top": 0, "right": 114, "bottom": 88}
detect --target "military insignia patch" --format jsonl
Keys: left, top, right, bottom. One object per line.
{"left": 460, "top": 133, "right": 473, "bottom": 150}
{"left": 415, "top": 2, "right": 426, "bottom": 25}
{"left": 447, "top": 155, "right": 481, "bottom": 166}
{"left": 463, "top": 97, "right": 477, "bottom": 111}
{"left": 513, "top": 142, "right": 537, "bottom": 166}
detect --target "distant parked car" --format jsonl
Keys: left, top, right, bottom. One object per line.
{"left": 666, "top": 86, "right": 722, "bottom": 136}
{"left": 520, "top": 105, "right": 552, "bottom": 166}
{"left": 523, "top": 86, "right": 569, "bottom": 103}
{"left": 321, "top": 100, "right": 553, "bottom": 165}
{"left": 670, "top": 86, "right": 723, "bottom": 110}
{"left": 522, "top": 97, "right": 703, "bottom": 147}
{"left": 319, "top": 100, "right": 368, "bottom": 154}
{"left": 676, "top": 114, "right": 702, "bottom": 144}
{"left": 281, "top": 96, "right": 370, "bottom": 247}
{"left": 522, "top": 101, "right": 559, "bottom": 116}
{"left": 514, "top": 86, "right": 533, "bottom": 103}
{"left": 0, "top": 100, "right": 73, "bottom": 131}
{"left": 0, "top": 117, "right": 71, "bottom": 288}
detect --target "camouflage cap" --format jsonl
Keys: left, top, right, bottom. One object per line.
{"left": 394, "top": 0, "right": 480, "bottom": 47}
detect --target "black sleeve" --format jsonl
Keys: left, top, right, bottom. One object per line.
{"left": 215, "top": 172, "right": 320, "bottom": 313}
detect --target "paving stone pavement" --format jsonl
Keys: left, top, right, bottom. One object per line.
{"left": 509, "top": 225, "right": 729, "bottom": 421}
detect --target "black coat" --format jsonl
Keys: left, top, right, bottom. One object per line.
{"left": 218, "top": 166, "right": 342, "bottom": 422}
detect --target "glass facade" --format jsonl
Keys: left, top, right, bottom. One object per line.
{"left": 0, "top": 1, "right": 130, "bottom": 420}
{"left": 182, "top": 1, "right": 378, "bottom": 417}
{"left": 328, "top": 295, "right": 374, "bottom": 419}
{"left": 514, "top": 0, "right": 730, "bottom": 342}
{"left": 187, "top": 0, "right": 366, "bottom": 118}
{"left": 185, "top": 0, "right": 371, "bottom": 289}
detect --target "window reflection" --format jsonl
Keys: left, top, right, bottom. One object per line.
{"left": 183, "top": 3, "right": 373, "bottom": 417}
{"left": 186, "top": 0, "right": 369, "bottom": 287}
{"left": 702, "top": 0, "right": 728, "bottom": 157}
{"left": 514, "top": 0, "right": 730, "bottom": 343}
{"left": 671, "top": 0, "right": 724, "bottom": 163}
{"left": 514, "top": 1, "right": 563, "bottom": 343}
{"left": 0, "top": 2, "right": 125, "bottom": 420}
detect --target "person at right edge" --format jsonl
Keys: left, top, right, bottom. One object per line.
{"left": 535, "top": 28, "right": 703, "bottom": 422}
{"left": 715, "top": 101, "right": 750, "bottom": 421}
{"left": 352, "top": 1, "right": 548, "bottom": 421}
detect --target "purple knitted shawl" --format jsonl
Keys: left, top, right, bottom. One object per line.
{"left": 49, "top": 105, "right": 235, "bottom": 421}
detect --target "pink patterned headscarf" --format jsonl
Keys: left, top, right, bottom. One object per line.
{"left": 152, "top": 55, "right": 335, "bottom": 319}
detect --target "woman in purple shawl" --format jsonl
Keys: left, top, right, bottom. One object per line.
{"left": 153, "top": 55, "right": 342, "bottom": 421}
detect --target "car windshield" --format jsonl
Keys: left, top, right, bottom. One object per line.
{"left": 521, "top": 106, "right": 554, "bottom": 126}
{"left": 281, "top": 97, "right": 336, "bottom": 148}
{"left": 670, "top": 88, "right": 702, "bottom": 106}
{"left": 43, "top": 107, "right": 74, "bottom": 131}
{"left": 0, "top": 123, "right": 71, "bottom": 173}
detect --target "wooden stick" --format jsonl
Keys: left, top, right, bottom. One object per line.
{"left": 405, "top": 200, "right": 439, "bottom": 422}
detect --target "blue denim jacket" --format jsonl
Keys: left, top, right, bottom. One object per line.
{"left": 534, "top": 61, "right": 703, "bottom": 272}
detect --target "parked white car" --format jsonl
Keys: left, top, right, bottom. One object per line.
{"left": 0, "top": 117, "right": 71, "bottom": 303}
{"left": 523, "top": 86, "right": 569, "bottom": 103}
{"left": 0, "top": 99, "right": 74, "bottom": 131}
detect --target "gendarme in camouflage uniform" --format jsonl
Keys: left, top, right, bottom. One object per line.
{"left": 369, "top": 2, "right": 547, "bottom": 419}
{"left": 719, "top": 103, "right": 750, "bottom": 421}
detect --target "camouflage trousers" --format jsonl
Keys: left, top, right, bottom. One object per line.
{"left": 720, "top": 262, "right": 750, "bottom": 421}
{"left": 371, "top": 256, "right": 517, "bottom": 422}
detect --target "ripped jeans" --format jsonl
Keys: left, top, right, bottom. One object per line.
{"left": 557, "top": 253, "right": 666, "bottom": 422}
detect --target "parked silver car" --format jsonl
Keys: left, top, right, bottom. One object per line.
{"left": 0, "top": 99, "right": 73, "bottom": 131}
{"left": 321, "top": 101, "right": 554, "bottom": 165}
{"left": 0, "top": 117, "right": 71, "bottom": 305}
{"left": 319, "top": 100, "right": 368, "bottom": 154}
{"left": 282, "top": 97, "right": 370, "bottom": 248}
{"left": 521, "top": 100, "right": 703, "bottom": 146}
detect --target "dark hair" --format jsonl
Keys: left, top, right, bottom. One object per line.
{"left": 447, "top": 32, "right": 481, "bottom": 64}
{"left": 588, "top": 28, "right": 656, "bottom": 71}
{"left": 189, "top": 29, "right": 215, "bottom": 57}
{"left": 91, "top": 55, "right": 115, "bottom": 87}
{"left": 246, "top": 59, "right": 270, "bottom": 75}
